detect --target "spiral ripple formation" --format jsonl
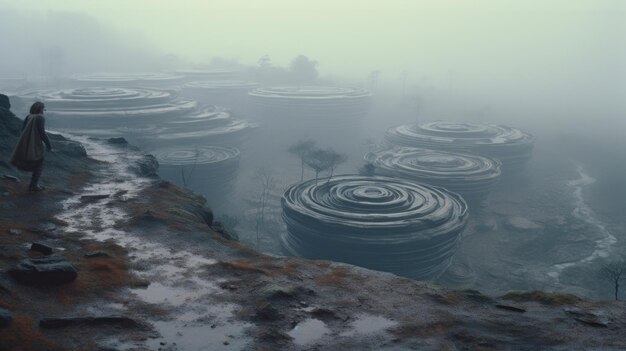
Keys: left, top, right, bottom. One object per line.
{"left": 183, "top": 80, "right": 258, "bottom": 107}
{"left": 143, "top": 105, "right": 254, "bottom": 148}
{"left": 385, "top": 121, "right": 534, "bottom": 170}
{"left": 26, "top": 87, "right": 196, "bottom": 130}
{"left": 154, "top": 145, "right": 240, "bottom": 199}
{"left": 74, "top": 72, "right": 185, "bottom": 87}
{"left": 365, "top": 147, "right": 501, "bottom": 203}
{"left": 248, "top": 86, "right": 371, "bottom": 117}
{"left": 281, "top": 175, "right": 468, "bottom": 280}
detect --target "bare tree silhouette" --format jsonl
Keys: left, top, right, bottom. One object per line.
{"left": 288, "top": 139, "right": 316, "bottom": 181}
{"left": 600, "top": 259, "right": 626, "bottom": 301}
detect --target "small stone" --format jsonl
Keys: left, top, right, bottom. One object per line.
{"left": 160, "top": 342, "right": 166, "bottom": 346}
{"left": 0, "top": 308, "right": 12, "bottom": 328}
{"left": 8, "top": 228, "right": 21, "bottom": 235}
{"left": 256, "top": 301, "right": 281, "bottom": 321}
{"left": 30, "top": 242, "right": 54, "bottom": 255}
{"left": 107, "top": 137, "right": 128, "bottom": 145}
{"left": 84, "top": 251, "right": 111, "bottom": 258}
{"left": 38, "top": 222, "right": 57, "bottom": 232}
{"left": 80, "top": 194, "right": 110, "bottom": 202}
{"left": 223, "top": 341, "right": 230, "bottom": 345}
{"left": 495, "top": 304, "right": 526, "bottom": 313}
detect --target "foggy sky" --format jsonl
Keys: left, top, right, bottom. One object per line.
{"left": 1, "top": 0, "right": 624, "bottom": 132}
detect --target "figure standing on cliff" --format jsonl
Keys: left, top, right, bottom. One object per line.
{"left": 10, "top": 101, "right": 53, "bottom": 192}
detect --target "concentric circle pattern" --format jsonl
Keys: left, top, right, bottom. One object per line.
{"left": 148, "top": 105, "right": 254, "bottom": 146}
{"left": 281, "top": 175, "right": 468, "bottom": 280}
{"left": 24, "top": 87, "right": 197, "bottom": 128}
{"left": 385, "top": 121, "right": 534, "bottom": 169}
{"left": 155, "top": 145, "right": 240, "bottom": 198}
{"left": 74, "top": 72, "right": 185, "bottom": 86}
{"left": 365, "top": 146, "right": 501, "bottom": 201}
{"left": 174, "top": 69, "right": 240, "bottom": 80}
{"left": 184, "top": 80, "right": 258, "bottom": 92}
{"left": 248, "top": 86, "right": 371, "bottom": 115}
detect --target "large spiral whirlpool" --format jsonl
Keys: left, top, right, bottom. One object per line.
{"left": 385, "top": 121, "right": 534, "bottom": 169}
{"left": 154, "top": 145, "right": 240, "bottom": 199}
{"left": 281, "top": 175, "right": 468, "bottom": 280}
{"left": 365, "top": 147, "right": 501, "bottom": 202}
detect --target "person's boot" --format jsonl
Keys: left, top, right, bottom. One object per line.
{"left": 29, "top": 166, "right": 44, "bottom": 192}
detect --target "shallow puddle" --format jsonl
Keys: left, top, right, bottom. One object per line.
{"left": 288, "top": 318, "right": 331, "bottom": 345}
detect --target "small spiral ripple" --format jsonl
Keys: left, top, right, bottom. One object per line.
{"left": 154, "top": 145, "right": 240, "bottom": 197}
{"left": 281, "top": 175, "right": 468, "bottom": 280}
{"left": 385, "top": 121, "right": 534, "bottom": 169}
{"left": 365, "top": 147, "right": 501, "bottom": 202}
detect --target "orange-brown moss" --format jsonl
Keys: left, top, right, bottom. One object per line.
{"left": 314, "top": 266, "right": 353, "bottom": 286}
{"left": 0, "top": 315, "right": 62, "bottom": 351}
{"left": 56, "top": 242, "right": 142, "bottom": 304}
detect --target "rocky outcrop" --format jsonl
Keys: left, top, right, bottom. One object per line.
{"left": 8, "top": 253, "right": 78, "bottom": 286}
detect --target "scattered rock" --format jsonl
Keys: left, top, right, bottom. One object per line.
{"left": 495, "top": 304, "right": 526, "bottom": 313}
{"left": 2, "top": 174, "right": 20, "bottom": 183}
{"left": 219, "top": 282, "right": 238, "bottom": 291}
{"left": 505, "top": 216, "right": 542, "bottom": 231}
{"left": 39, "top": 315, "right": 139, "bottom": 328}
{"left": 81, "top": 194, "right": 110, "bottom": 202}
{"left": 7, "top": 228, "right": 21, "bottom": 235}
{"left": 9, "top": 253, "right": 78, "bottom": 286}
{"left": 256, "top": 329, "right": 293, "bottom": 343}
{"left": 84, "top": 251, "right": 111, "bottom": 258}
{"left": 130, "top": 155, "right": 159, "bottom": 177}
{"left": 107, "top": 137, "right": 128, "bottom": 145}
{"left": 0, "top": 308, "right": 12, "bottom": 328}
{"left": 259, "top": 284, "right": 305, "bottom": 300}
{"left": 37, "top": 222, "right": 57, "bottom": 232}
{"left": 311, "top": 308, "right": 346, "bottom": 321}
{"left": 30, "top": 242, "right": 54, "bottom": 255}
{"left": 212, "top": 221, "right": 239, "bottom": 241}
{"left": 55, "top": 140, "right": 87, "bottom": 157}
{"left": 255, "top": 301, "right": 282, "bottom": 321}
{"left": 565, "top": 308, "right": 609, "bottom": 328}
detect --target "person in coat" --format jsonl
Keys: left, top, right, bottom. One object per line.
{"left": 10, "top": 101, "right": 52, "bottom": 191}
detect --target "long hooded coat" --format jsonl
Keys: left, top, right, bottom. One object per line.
{"left": 10, "top": 114, "right": 47, "bottom": 171}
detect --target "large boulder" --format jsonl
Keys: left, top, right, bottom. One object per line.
{"left": 8, "top": 253, "right": 78, "bottom": 286}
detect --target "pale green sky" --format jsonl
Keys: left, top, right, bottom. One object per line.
{"left": 1, "top": 0, "right": 624, "bottom": 93}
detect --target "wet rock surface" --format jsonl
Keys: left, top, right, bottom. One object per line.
{"left": 8, "top": 253, "right": 78, "bottom": 286}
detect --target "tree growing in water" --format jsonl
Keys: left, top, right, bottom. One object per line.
{"left": 303, "top": 148, "right": 347, "bottom": 184}
{"left": 600, "top": 259, "right": 626, "bottom": 301}
{"left": 288, "top": 140, "right": 316, "bottom": 181}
